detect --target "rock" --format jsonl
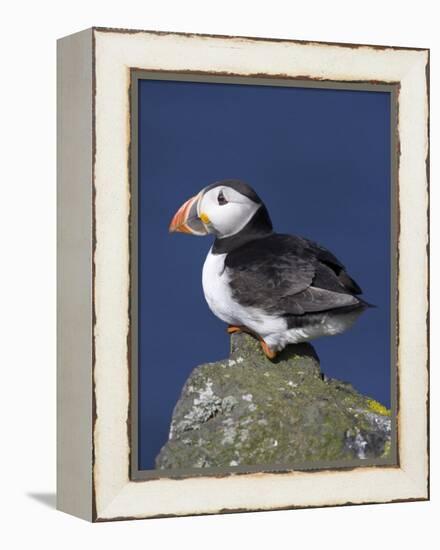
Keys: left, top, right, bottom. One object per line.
{"left": 155, "top": 333, "right": 391, "bottom": 469}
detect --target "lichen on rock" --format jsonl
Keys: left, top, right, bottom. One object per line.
{"left": 155, "top": 333, "right": 392, "bottom": 470}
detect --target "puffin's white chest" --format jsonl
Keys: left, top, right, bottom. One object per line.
{"left": 201, "top": 248, "right": 286, "bottom": 335}
{"left": 202, "top": 250, "right": 237, "bottom": 325}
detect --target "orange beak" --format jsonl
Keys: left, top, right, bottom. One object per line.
{"left": 169, "top": 193, "right": 208, "bottom": 235}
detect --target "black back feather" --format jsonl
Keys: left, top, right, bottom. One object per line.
{"left": 225, "top": 234, "right": 364, "bottom": 316}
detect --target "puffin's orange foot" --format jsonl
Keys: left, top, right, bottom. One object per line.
{"left": 227, "top": 325, "right": 257, "bottom": 336}
{"left": 227, "top": 325, "right": 244, "bottom": 334}
{"left": 259, "top": 339, "right": 277, "bottom": 360}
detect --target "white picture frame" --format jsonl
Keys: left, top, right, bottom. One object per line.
{"left": 57, "top": 27, "right": 429, "bottom": 521}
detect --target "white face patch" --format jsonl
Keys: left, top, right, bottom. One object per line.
{"left": 198, "top": 187, "right": 260, "bottom": 238}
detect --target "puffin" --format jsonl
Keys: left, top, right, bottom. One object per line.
{"left": 169, "top": 179, "right": 371, "bottom": 360}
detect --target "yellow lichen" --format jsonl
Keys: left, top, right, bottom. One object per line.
{"left": 381, "top": 440, "right": 392, "bottom": 458}
{"left": 367, "top": 398, "right": 391, "bottom": 417}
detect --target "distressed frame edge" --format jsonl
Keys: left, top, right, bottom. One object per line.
{"left": 95, "top": 495, "right": 429, "bottom": 523}
{"left": 56, "top": 27, "right": 94, "bottom": 522}
{"left": 92, "top": 25, "right": 429, "bottom": 52}
{"left": 426, "top": 49, "right": 431, "bottom": 502}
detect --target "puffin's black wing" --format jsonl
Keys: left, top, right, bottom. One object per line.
{"left": 225, "top": 234, "right": 362, "bottom": 316}
{"left": 297, "top": 235, "right": 363, "bottom": 295}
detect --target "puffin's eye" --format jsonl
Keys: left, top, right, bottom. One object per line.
{"left": 217, "top": 190, "right": 228, "bottom": 205}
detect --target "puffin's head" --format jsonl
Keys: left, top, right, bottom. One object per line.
{"left": 169, "top": 179, "right": 271, "bottom": 239}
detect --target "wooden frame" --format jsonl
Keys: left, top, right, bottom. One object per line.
{"left": 57, "top": 27, "right": 429, "bottom": 522}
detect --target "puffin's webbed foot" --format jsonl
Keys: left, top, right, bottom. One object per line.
{"left": 227, "top": 325, "right": 258, "bottom": 336}
{"left": 226, "top": 325, "right": 245, "bottom": 335}
{"left": 227, "top": 325, "right": 277, "bottom": 360}
{"left": 259, "top": 339, "right": 277, "bottom": 360}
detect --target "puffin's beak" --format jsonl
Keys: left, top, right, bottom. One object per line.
{"left": 169, "top": 193, "right": 209, "bottom": 235}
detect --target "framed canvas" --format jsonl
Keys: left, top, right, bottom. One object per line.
{"left": 57, "top": 27, "right": 429, "bottom": 522}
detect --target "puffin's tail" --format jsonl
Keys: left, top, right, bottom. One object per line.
{"left": 357, "top": 298, "right": 377, "bottom": 309}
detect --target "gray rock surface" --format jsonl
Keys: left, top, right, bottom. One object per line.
{"left": 155, "top": 333, "right": 391, "bottom": 469}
